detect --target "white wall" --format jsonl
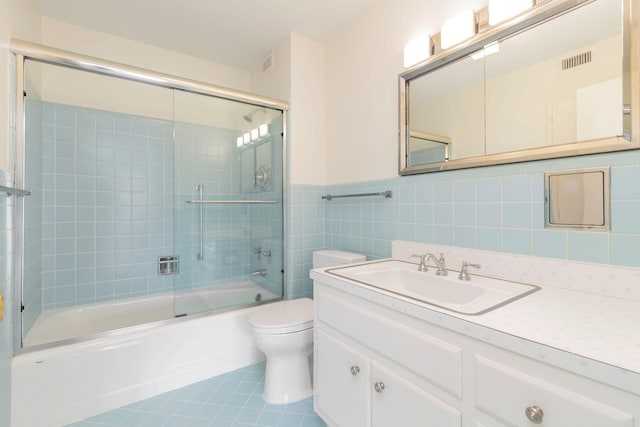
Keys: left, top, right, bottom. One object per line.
{"left": 250, "top": 33, "right": 326, "bottom": 186}
{"left": 0, "top": 0, "right": 41, "bottom": 170}
{"left": 289, "top": 34, "right": 326, "bottom": 185}
{"left": 324, "top": 0, "right": 488, "bottom": 184}
{"left": 41, "top": 18, "right": 251, "bottom": 93}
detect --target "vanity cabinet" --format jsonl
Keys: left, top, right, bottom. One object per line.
{"left": 315, "top": 287, "right": 462, "bottom": 427}
{"left": 313, "top": 280, "right": 639, "bottom": 427}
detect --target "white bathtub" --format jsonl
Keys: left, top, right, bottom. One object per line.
{"left": 12, "top": 283, "right": 278, "bottom": 427}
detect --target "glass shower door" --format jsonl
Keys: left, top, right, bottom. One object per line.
{"left": 172, "top": 91, "right": 284, "bottom": 316}
{"left": 20, "top": 59, "right": 178, "bottom": 347}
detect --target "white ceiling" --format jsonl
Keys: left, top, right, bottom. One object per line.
{"left": 33, "top": 0, "right": 379, "bottom": 71}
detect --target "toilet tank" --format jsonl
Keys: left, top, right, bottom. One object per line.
{"left": 312, "top": 250, "right": 366, "bottom": 269}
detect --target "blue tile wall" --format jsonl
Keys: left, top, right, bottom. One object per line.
{"left": 39, "top": 103, "right": 175, "bottom": 309}
{"left": 287, "top": 150, "right": 640, "bottom": 299}
{"left": 286, "top": 185, "right": 325, "bottom": 299}
{"left": 173, "top": 116, "right": 284, "bottom": 299}
{"left": 33, "top": 102, "right": 285, "bottom": 311}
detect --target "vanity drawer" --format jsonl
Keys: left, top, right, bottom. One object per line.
{"left": 317, "top": 290, "right": 463, "bottom": 399}
{"left": 475, "top": 355, "right": 634, "bottom": 427}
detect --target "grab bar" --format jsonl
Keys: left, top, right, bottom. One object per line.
{"left": 186, "top": 199, "right": 279, "bottom": 204}
{"left": 0, "top": 185, "right": 31, "bottom": 197}
{"left": 322, "top": 191, "right": 392, "bottom": 201}
{"left": 195, "top": 184, "right": 204, "bottom": 261}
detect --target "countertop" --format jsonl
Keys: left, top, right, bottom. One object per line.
{"left": 311, "top": 260, "right": 640, "bottom": 396}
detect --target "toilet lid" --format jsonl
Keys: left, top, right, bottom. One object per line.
{"left": 249, "top": 298, "right": 313, "bottom": 334}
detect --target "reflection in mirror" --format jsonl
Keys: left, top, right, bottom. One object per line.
{"left": 485, "top": 0, "right": 622, "bottom": 154}
{"left": 409, "top": 55, "right": 484, "bottom": 161}
{"left": 400, "top": 0, "right": 637, "bottom": 175}
{"left": 408, "top": 130, "right": 451, "bottom": 165}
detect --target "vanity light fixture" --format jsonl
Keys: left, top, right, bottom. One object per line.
{"left": 403, "top": 34, "right": 431, "bottom": 68}
{"left": 236, "top": 136, "right": 244, "bottom": 148}
{"left": 259, "top": 123, "right": 269, "bottom": 137}
{"left": 251, "top": 128, "right": 259, "bottom": 141}
{"left": 440, "top": 9, "right": 476, "bottom": 49}
{"left": 471, "top": 42, "right": 500, "bottom": 60}
{"left": 488, "top": 0, "right": 534, "bottom": 25}
{"left": 243, "top": 132, "right": 251, "bottom": 145}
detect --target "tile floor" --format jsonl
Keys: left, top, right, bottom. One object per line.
{"left": 68, "top": 363, "right": 326, "bottom": 427}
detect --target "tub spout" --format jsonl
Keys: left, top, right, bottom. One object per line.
{"left": 251, "top": 269, "right": 267, "bottom": 278}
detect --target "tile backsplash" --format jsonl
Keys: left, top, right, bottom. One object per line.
{"left": 288, "top": 149, "right": 640, "bottom": 298}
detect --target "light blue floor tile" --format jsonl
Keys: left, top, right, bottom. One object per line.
{"left": 69, "top": 362, "right": 326, "bottom": 427}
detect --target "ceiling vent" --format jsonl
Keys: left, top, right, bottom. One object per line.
{"left": 561, "top": 51, "right": 592, "bottom": 71}
{"left": 261, "top": 52, "right": 273, "bottom": 74}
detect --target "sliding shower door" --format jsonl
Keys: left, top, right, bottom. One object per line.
{"left": 18, "top": 55, "right": 284, "bottom": 348}
{"left": 21, "top": 60, "right": 178, "bottom": 346}
{"left": 172, "top": 91, "right": 284, "bottom": 316}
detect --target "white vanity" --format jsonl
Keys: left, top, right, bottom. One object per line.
{"left": 310, "top": 241, "right": 640, "bottom": 427}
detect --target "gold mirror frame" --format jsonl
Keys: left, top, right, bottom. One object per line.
{"left": 399, "top": 0, "right": 639, "bottom": 175}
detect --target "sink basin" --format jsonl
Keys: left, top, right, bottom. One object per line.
{"left": 326, "top": 260, "right": 540, "bottom": 315}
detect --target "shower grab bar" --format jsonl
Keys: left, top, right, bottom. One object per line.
{"left": 185, "top": 199, "right": 279, "bottom": 204}
{"left": 0, "top": 185, "right": 31, "bottom": 197}
{"left": 321, "top": 191, "right": 392, "bottom": 201}
{"left": 195, "top": 184, "right": 204, "bottom": 261}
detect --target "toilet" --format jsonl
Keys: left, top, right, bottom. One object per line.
{"left": 249, "top": 250, "right": 366, "bottom": 404}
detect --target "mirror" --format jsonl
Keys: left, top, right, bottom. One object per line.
{"left": 399, "top": 0, "right": 638, "bottom": 175}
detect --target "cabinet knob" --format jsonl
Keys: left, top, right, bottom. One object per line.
{"left": 374, "top": 382, "right": 385, "bottom": 393}
{"left": 350, "top": 365, "right": 360, "bottom": 376}
{"left": 525, "top": 405, "right": 544, "bottom": 424}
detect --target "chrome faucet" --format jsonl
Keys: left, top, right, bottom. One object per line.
{"left": 411, "top": 253, "right": 448, "bottom": 276}
{"left": 458, "top": 261, "right": 480, "bottom": 281}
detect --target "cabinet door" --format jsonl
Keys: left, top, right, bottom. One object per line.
{"left": 371, "top": 362, "right": 461, "bottom": 427}
{"left": 475, "top": 356, "right": 634, "bottom": 427}
{"left": 315, "top": 329, "right": 370, "bottom": 427}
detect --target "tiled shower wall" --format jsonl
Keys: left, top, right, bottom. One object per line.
{"left": 29, "top": 101, "right": 283, "bottom": 311}
{"left": 173, "top": 117, "right": 283, "bottom": 298}
{"left": 37, "top": 102, "right": 175, "bottom": 310}
{"left": 287, "top": 150, "right": 640, "bottom": 299}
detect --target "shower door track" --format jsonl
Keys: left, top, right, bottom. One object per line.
{"left": 10, "top": 39, "right": 288, "bottom": 110}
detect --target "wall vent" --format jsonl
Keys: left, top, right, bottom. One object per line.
{"left": 561, "top": 51, "right": 592, "bottom": 71}
{"left": 261, "top": 52, "right": 273, "bottom": 74}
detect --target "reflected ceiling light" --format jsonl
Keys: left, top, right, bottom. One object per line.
{"left": 471, "top": 42, "right": 500, "bottom": 60}
{"left": 251, "top": 128, "right": 259, "bottom": 141}
{"left": 243, "top": 132, "right": 251, "bottom": 145}
{"left": 259, "top": 124, "right": 269, "bottom": 137}
{"left": 440, "top": 9, "right": 476, "bottom": 49}
{"left": 403, "top": 34, "right": 431, "bottom": 68}
{"left": 489, "top": 0, "right": 534, "bottom": 25}
{"left": 236, "top": 136, "right": 244, "bottom": 148}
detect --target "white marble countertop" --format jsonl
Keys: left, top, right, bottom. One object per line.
{"left": 311, "top": 258, "right": 640, "bottom": 396}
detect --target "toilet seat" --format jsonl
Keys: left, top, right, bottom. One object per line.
{"left": 249, "top": 298, "right": 313, "bottom": 334}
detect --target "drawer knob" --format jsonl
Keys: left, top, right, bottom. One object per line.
{"left": 350, "top": 365, "right": 360, "bottom": 376}
{"left": 525, "top": 405, "right": 544, "bottom": 424}
{"left": 374, "top": 382, "right": 385, "bottom": 393}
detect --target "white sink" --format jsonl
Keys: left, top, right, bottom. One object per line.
{"left": 326, "top": 260, "right": 540, "bottom": 315}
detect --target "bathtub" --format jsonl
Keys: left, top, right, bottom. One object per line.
{"left": 12, "top": 282, "right": 278, "bottom": 427}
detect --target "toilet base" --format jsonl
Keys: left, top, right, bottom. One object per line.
{"left": 263, "top": 351, "right": 313, "bottom": 404}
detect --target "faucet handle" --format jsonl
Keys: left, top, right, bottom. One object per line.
{"left": 411, "top": 254, "right": 428, "bottom": 272}
{"left": 458, "top": 261, "right": 480, "bottom": 281}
